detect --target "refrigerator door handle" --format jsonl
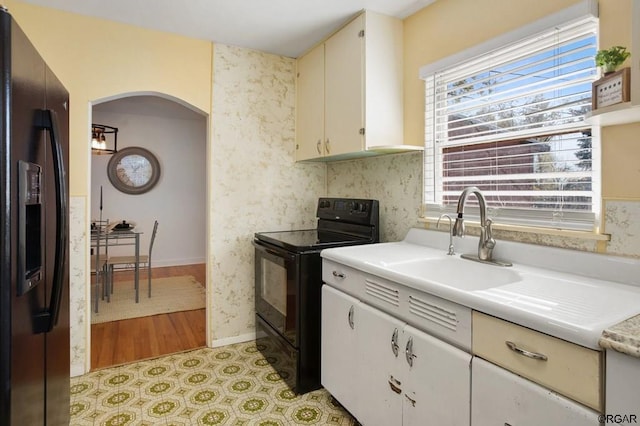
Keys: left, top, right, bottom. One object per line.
{"left": 34, "top": 109, "right": 67, "bottom": 333}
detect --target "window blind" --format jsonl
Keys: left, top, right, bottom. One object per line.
{"left": 423, "top": 17, "right": 599, "bottom": 231}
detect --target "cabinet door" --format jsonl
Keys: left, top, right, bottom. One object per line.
{"left": 324, "top": 14, "right": 364, "bottom": 157}
{"left": 363, "top": 11, "right": 404, "bottom": 149}
{"left": 295, "top": 44, "right": 325, "bottom": 161}
{"left": 472, "top": 357, "right": 601, "bottom": 426}
{"left": 321, "top": 285, "right": 361, "bottom": 418}
{"left": 605, "top": 350, "right": 640, "bottom": 425}
{"left": 356, "top": 303, "right": 404, "bottom": 426}
{"left": 403, "top": 324, "right": 471, "bottom": 426}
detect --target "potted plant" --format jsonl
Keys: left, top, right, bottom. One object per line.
{"left": 595, "top": 46, "right": 631, "bottom": 75}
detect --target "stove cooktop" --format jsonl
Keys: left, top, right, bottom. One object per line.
{"left": 255, "top": 229, "right": 372, "bottom": 253}
{"left": 255, "top": 197, "right": 379, "bottom": 253}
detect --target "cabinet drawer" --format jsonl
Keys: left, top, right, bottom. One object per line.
{"left": 322, "top": 259, "right": 363, "bottom": 299}
{"left": 472, "top": 357, "right": 600, "bottom": 426}
{"left": 472, "top": 311, "right": 603, "bottom": 412}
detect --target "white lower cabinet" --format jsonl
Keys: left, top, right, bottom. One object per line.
{"left": 471, "top": 357, "right": 601, "bottom": 426}
{"left": 322, "top": 272, "right": 602, "bottom": 426}
{"left": 605, "top": 350, "right": 640, "bottom": 425}
{"left": 322, "top": 285, "right": 471, "bottom": 426}
{"left": 321, "top": 285, "right": 363, "bottom": 419}
{"left": 401, "top": 323, "right": 470, "bottom": 426}
{"left": 356, "top": 301, "right": 404, "bottom": 426}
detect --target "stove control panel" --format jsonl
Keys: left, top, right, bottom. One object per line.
{"left": 317, "top": 198, "right": 379, "bottom": 225}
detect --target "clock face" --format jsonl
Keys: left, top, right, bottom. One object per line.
{"left": 107, "top": 147, "right": 161, "bottom": 194}
{"left": 115, "top": 154, "right": 152, "bottom": 187}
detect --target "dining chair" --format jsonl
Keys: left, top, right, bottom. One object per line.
{"left": 107, "top": 220, "right": 159, "bottom": 298}
{"left": 90, "top": 219, "right": 109, "bottom": 312}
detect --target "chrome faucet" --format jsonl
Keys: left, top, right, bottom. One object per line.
{"left": 452, "top": 186, "right": 498, "bottom": 263}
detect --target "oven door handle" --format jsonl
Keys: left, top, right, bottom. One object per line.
{"left": 265, "top": 247, "right": 293, "bottom": 259}
{"left": 254, "top": 241, "right": 297, "bottom": 262}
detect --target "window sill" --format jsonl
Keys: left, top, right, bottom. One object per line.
{"left": 418, "top": 216, "right": 611, "bottom": 242}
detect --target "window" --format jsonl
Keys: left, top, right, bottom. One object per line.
{"left": 422, "top": 9, "right": 599, "bottom": 231}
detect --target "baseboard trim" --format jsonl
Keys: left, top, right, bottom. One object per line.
{"left": 71, "top": 364, "right": 86, "bottom": 378}
{"left": 210, "top": 332, "right": 256, "bottom": 348}
{"left": 153, "top": 258, "right": 206, "bottom": 267}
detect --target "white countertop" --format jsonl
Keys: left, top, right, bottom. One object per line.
{"left": 321, "top": 228, "right": 640, "bottom": 349}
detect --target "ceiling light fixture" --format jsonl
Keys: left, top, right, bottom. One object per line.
{"left": 91, "top": 124, "right": 118, "bottom": 155}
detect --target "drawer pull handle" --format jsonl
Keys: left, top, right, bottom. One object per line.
{"left": 391, "top": 328, "right": 399, "bottom": 357}
{"left": 405, "top": 394, "right": 416, "bottom": 407}
{"left": 405, "top": 337, "right": 416, "bottom": 367}
{"left": 505, "top": 341, "right": 548, "bottom": 361}
{"left": 332, "top": 271, "right": 345, "bottom": 279}
{"left": 388, "top": 380, "right": 401, "bottom": 394}
{"left": 348, "top": 305, "right": 355, "bottom": 329}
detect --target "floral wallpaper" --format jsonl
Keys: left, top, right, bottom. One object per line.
{"left": 208, "top": 66, "right": 640, "bottom": 345}
{"left": 605, "top": 199, "right": 640, "bottom": 257}
{"left": 69, "top": 196, "right": 88, "bottom": 376}
{"left": 327, "top": 152, "right": 423, "bottom": 243}
{"left": 210, "top": 44, "right": 325, "bottom": 344}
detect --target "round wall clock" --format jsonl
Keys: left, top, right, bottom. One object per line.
{"left": 107, "top": 147, "right": 161, "bottom": 194}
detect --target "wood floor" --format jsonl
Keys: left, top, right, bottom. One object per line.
{"left": 90, "top": 263, "right": 206, "bottom": 370}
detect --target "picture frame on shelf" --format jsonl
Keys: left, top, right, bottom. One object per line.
{"left": 592, "top": 67, "right": 630, "bottom": 110}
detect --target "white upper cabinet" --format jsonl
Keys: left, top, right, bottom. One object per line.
{"left": 324, "top": 14, "right": 365, "bottom": 158}
{"left": 295, "top": 11, "right": 422, "bottom": 162}
{"left": 296, "top": 44, "right": 325, "bottom": 160}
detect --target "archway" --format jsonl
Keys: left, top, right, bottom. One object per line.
{"left": 88, "top": 92, "right": 208, "bottom": 369}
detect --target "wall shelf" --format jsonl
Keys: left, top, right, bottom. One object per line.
{"left": 585, "top": 1, "right": 640, "bottom": 128}
{"left": 585, "top": 102, "right": 640, "bottom": 126}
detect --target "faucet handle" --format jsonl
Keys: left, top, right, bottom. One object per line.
{"left": 485, "top": 218, "right": 496, "bottom": 249}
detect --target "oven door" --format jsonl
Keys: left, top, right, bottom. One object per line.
{"left": 253, "top": 240, "right": 299, "bottom": 347}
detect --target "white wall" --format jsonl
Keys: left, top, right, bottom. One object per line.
{"left": 91, "top": 98, "right": 207, "bottom": 266}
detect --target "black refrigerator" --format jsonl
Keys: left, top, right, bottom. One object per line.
{"left": 0, "top": 7, "right": 70, "bottom": 426}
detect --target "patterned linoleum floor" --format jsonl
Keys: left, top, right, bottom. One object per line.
{"left": 70, "top": 341, "right": 356, "bottom": 425}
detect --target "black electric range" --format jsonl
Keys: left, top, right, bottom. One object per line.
{"left": 252, "top": 198, "right": 379, "bottom": 394}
